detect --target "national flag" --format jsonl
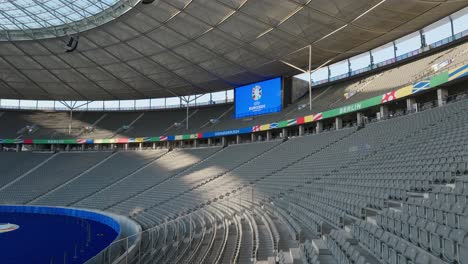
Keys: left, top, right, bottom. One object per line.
{"left": 304, "top": 115, "right": 314, "bottom": 123}
{"left": 252, "top": 125, "right": 260, "bottom": 132}
{"left": 296, "top": 117, "right": 305, "bottom": 125}
{"left": 412, "top": 81, "right": 430, "bottom": 94}
{"left": 270, "top": 122, "right": 279, "bottom": 129}
{"left": 116, "top": 138, "right": 128, "bottom": 143}
{"left": 160, "top": 136, "right": 168, "bottom": 141}
{"left": 313, "top": 113, "right": 323, "bottom": 121}
{"left": 287, "top": 119, "right": 297, "bottom": 126}
{"left": 77, "top": 139, "right": 86, "bottom": 144}
{"left": 381, "top": 91, "right": 397, "bottom": 103}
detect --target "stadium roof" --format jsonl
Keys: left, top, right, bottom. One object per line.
{"left": 0, "top": 0, "right": 466, "bottom": 100}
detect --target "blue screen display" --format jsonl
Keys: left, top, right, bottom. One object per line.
{"left": 234, "top": 77, "right": 282, "bottom": 119}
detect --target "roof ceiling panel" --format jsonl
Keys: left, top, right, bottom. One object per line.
{"left": 0, "top": 1, "right": 466, "bottom": 100}
{"left": 105, "top": 43, "right": 143, "bottom": 61}
{"left": 3, "top": 56, "right": 43, "bottom": 69}
{"left": 103, "top": 21, "right": 141, "bottom": 41}
{"left": 172, "top": 42, "right": 216, "bottom": 64}
{"left": 240, "top": 0, "right": 301, "bottom": 26}
{"left": 139, "top": 1, "right": 181, "bottom": 22}
{"left": 81, "top": 49, "right": 120, "bottom": 65}
{"left": 217, "top": 12, "right": 272, "bottom": 43}
{"left": 103, "top": 63, "right": 141, "bottom": 79}
{"left": 195, "top": 29, "right": 244, "bottom": 55}
{"left": 184, "top": 0, "right": 234, "bottom": 26}
{"left": 146, "top": 26, "right": 189, "bottom": 49}
{"left": 166, "top": 13, "right": 213, "bottom": 39}
{"left": 151, "top": 52, "right": 192, "bottom": 71}
{"left": 126, "top": 35, "right": 166, "bottom": 56}
{"left": 32, "top": 55, "right": 70, "bottom": 69}
{"left": 126, "top": 58, "right": 168, "bottom": 75}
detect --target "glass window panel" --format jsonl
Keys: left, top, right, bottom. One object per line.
{"left": 372, "top": 43, "right": 394, "bottom": 64}
{"left": 452, "top": 7, "right": 468, "bottom": 34}
{"left": 395, "top": 32, "right": 421, "bottom": 56}
{"left": 424, "top": 17, "right": 451, "bottom": 45}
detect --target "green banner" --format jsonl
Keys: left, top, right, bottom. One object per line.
{"left": 33, "top": 139, "right": 77, "bottom": 144}
{"left": 322, "top": 95, "right": 382, "bottom": 119}
{"left": 430, "top": 72, "right": 449, "bottom": 88}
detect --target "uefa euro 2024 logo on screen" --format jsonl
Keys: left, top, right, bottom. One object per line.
{"left": 252, "top": 85, "right": 262, "bottom": 102}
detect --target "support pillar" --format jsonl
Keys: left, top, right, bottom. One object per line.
{"left": 194, "top": 140, "right": 198, "bottom": 148}
{"left": 208, "top": 138, "right": 212, "bottom": 146}
{"left": 266, "top": 131, "right": 272, "bottom": 141}
{"left": 251, "top": 133, "right": 255, "bottom": 142}
{"left": 236, "top": 135, "right": 241, "bottom": 144}
{"left": 298, "top": 125, "right": 304, "bottom": 136}
{"left": 125, "top": 143, "right": 128, "bottom": 151}
{"left": 139, "top": 142, "right": 143, "bottom": 150}
{"left": 221, "top": 137, "right": 226, "bottom": 146}
{"left": 357, "top": 112, "right": 363, "bottom": 126}
{"left": 282, "top": 128, "right": 288, "bottom": 139}
{"left": 51, "top": 144, "right": 55, "bottom": 152}
{"left": 166, "top": 141, "right": 170, "bottom": 149}
{"left": 66, "top": 144, "right": 70, "bottom": 152}
{"left": 110, "top": 144, "right": 115, "bottom": 151}
{"left": 179, "top": 141, "right": 183, "bottom": 148}
{"left": 335, "top": 117, "right": 343, "bottom": 130}
{"left": 379, "top": 105, "right": 388, "bottom": 120}
{"left": 81, "top": 144, "right": 85, "bottom": 151}
{"left": 406, "top": 98, "right": 416, "bottom": 112}
{"left": 16, "top": 144, "right": 20, "bottom": 152}
{"left": 316, "top": 121, "right": 323, "bottom": 134}
{"left": 437, "top": 88, "right": 448, "bottom": 106}
{"left": 152, "top": 142, "right": 156, "bottom": 149}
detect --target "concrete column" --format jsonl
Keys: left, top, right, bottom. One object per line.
{"left": 179, "top": 141, "right": 183, "bottom": 147}
{"left": 335, "top": 117, "right": 343, "bottom": 130}
{"left": 221, "top": 137, "right": 226, "bottom": 146}
{"left": 406, "top": 98, "right": 416, "bottom": 112}
{"left": 208, "top": 138, "right": 212, "bottom": 146}
{"left": 51, "top": 144, "right": 55, "bottom": 152}
{"left": 437, "top": 88, "right": 448, "bottom": 106}
{"left": 66, "top": 144, "right": 70, "bottom": 152}
{"left": 356, "top": 112, "right": 363, "bottom": 126}
{"left": 236, "top": 135, "right": 241, "bottom": 144}
{"left": 166, "top": 141, "right": 170, "bottom": 149}
{"left": 139, "top": 142, "right": 143, "bottom": 150}
{"left": 125, "top": 143, "right": 128, "bottom": 151}
{"left": 81, "top": 144, "right": 85, "bottom": 151}
{"left": 316, "top": 121, "right": 323, "bottom": 134}
{"left": 282, "top": 128, "right": 288, "bottom": 138}
{"left": 266, "top": 131, "right": 272, "bottom": 141}
{"left": 16, "top": 144, "right": 20, "bottom": 152}
{"left": 251, "top": 133, "right": 255, "bottom": 142}
{"left": 152, "top": 142, "right": 156, "bottom": 149}
{"left": 379, "top": 105, "right": 389, "bottom": 120}
{"left": 298, "top": 125, "right": 304, "bottom": 136}
{"left": 194, "top": 140, "right": 198, "bottom": 148}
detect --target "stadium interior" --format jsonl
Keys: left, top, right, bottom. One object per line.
{"left": 1, "top": 1, "right": 468, "bottom": 264}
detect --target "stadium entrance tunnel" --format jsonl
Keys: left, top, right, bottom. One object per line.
{"left": 0, "top": 205, "right": 141, "bottom": 264}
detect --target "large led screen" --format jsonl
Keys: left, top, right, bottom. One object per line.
{"left": 234, "top": 78, "right": 282, "bottom": 119}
